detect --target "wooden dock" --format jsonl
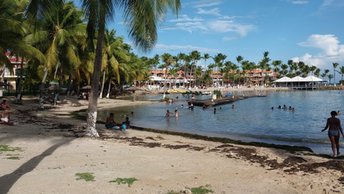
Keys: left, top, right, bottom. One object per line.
{"left": 187, "top": 95, "right": 266, "bottom": 107}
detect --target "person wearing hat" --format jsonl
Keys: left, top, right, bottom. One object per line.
{"left": 322, "top": 111, "right": 344, "bottom": 157}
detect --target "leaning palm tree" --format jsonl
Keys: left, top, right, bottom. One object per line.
{"left": 27, "top": 0, "right": 181, "bottom": 137}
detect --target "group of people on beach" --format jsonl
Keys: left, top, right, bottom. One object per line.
{"left": 105, "top": 112, "right": 131, "bottom": 131}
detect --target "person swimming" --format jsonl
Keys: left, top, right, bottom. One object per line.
{"left": 165, "top": 110, "right": 170, "bottom": 117}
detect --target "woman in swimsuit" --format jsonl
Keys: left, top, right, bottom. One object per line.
{"left": 322, "top": 111, "right": 344, "bottom": 157}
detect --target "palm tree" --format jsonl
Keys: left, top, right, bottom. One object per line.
{"left": 280, "top": 64, "right": 288, "bottom": 77}
{"left": 272, "top": 60, "right": 281, "bottom": 78}
{"left": 27, "top": 0, "right": 181, "bottom": 137}
{"left": 0, "top": 0, "right": 44, "bottom": 82}
{"left": 83, "top": 0, "right": 180, "bottom": 136}
{"left": 100, "top": 30, "right": 130, "bottom": 99}
{"left": 213, "top": 53, "right": 226, "bottom": 86}
{"left": 177, "top": 52, "right": 188, "bottom": 82}
{"left": 328, "top": 74, "right": 333, "bottom": 84}
{"left": 202, "top": 53, "right": 210, "bottom": 70}
{"left": 26, "top": 1, "right": 84, "bottom": 85}
{"left": 332, "top": 62, "right": 339, "bottom": 84}
{"left": 258, "top": 51, "right": 270, "bottom": 85}
{"left": 339, "top": 66, "right": 344, "bottom": 85}
{"left": 189, "top": 50, "right": 201, "bottom": 87}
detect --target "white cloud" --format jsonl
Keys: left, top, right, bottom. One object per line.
{"left": 293, "top": 34, "right": 344, "bottom": 70}
{"left": 163, "top": 14, "right": 255, "bottom": 37}
{"left": 322, "top": 0, "right": 335, "bottom": 6}
{"left": 193, "top": 0, "right": 222, "bottom": 8}
{"left": 197, "top": 8, "right": 221, "bottom": 16}
{"left": 156, "top": 44, "right": 219, "bottom": 53}
{"left": 163, "top": 15, "right": 206, "bottom": 33}
{"left": 222, "top": 36, "right": 236, "bottom": 41}
{"left": 299, "top": 34, "right": 344, "bottom": 56}
{"left": 208, "top": 20, "right": 255, "bottom": 37}
{"left": 321, "top": 0, "right": 344, "bottom": 7}
{"left": 291, "top": 0, "right": 309, "bottom": 4}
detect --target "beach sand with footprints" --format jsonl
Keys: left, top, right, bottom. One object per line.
{"left": 0, "top": 95, "right": 344, "bottom": 194}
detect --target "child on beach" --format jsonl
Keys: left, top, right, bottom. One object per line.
{"left": 0, "top": 99, "right": 12, "bottom": 125}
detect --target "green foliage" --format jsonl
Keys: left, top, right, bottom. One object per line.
{"left": 213, "top": 90, "right": 222, "bottom": 99}
{"left": 0, "top": 145, "right": 21, "bottom": 152}
{"left": 166, "top": 185, "right": 213, "bottom": 194}
{"left": 190, "top": 185, "right": 214, "bottom": 194}
{"left": 109, "top": 177, "right": 137, "bottom": 187}
{"left": 75, "top": 172, "right": 95, "bottom": 182}
{"left": 6, "top": 156, "right": 20, "bottom": 160}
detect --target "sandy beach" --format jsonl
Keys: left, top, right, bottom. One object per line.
{"left": 1, "top": 95, "right": 344, "bottom": 194}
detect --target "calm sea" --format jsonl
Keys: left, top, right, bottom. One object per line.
{"left": 99, "top": 90, "right": 344, "bottom": 154}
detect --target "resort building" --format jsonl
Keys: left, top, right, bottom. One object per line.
{"left": 0, "top": 52, "right": 25, "bottom": 91}
{"left": 149, "top": 68, "right": 277, "bottom": 88}
{"left": 274, "top": 75, "right": 324, "bottom": 89}
{"left": 244, "top": 69, "right": 277, "bottom": 85}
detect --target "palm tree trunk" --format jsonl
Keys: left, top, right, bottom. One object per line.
{"left": 85, "top": 12, "right": 106, "bottom": 137}
{"left": 42, "top": 67, "right": 48, "bottom": 83}
{"left": 106, "top": 76, "right": 111, "bottom": 98}
{"left": 53, "top": 63, "right": 59, "bottom": 80}
{"left": 16, "top": 57, "right": 24, "bottom": 102}
{"left": 99, "top": 70, "right": 106, "bottom": 99}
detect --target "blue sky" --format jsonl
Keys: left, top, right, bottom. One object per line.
{"left": 108, "top": 0, "right": 344, "bottom": 74}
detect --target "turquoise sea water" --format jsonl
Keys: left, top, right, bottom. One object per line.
{"left": 99, "top": 90, "right": 344, "bottom": 154}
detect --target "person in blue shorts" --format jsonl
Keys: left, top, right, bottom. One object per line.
{"left": 322, "top": 111, "right": 344, "bottom": 157}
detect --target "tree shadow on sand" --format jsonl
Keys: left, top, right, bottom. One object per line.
{"left": 0, "top": 138, "right": 73, "bottom": 194}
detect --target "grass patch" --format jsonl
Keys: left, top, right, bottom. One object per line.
{"left": 167, "top": 185, "right": 213, "bottom": 194}
{"left": 0, "top": 144, "right": 21, "bottom": 152}
{"left": 6, "top": 156, "right": 20, "bottom": 160}
{"left": 190, "top": 185, "right": 213, "bottom": 194}
{"left": 109, "top": 177, "right": 137, "bottom": 187}
{"left": 75, "top": 172, "right": 95, "bottom": 182}
{"left": 166, "top": 191, "right": 181, "bottom": 194}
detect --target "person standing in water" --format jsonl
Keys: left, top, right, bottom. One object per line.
{"left": 322, "top": 111, "right": 344, "bottom": 157}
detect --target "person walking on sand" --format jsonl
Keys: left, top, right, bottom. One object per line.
{"left": 321, "top": 111, "right": 344, "bottom": 157}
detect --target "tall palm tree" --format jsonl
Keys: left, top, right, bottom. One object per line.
{"left": 177, "top": 52, "right": 187, "bottom": 81}
{"left": 100, "top": 30, "right": 130, "bottom": 98}
{"left": 332, "top": 62, "right": 339, "bottom": 84}
{"left": 271, "top": 60, "right": 281, "bottom": 78}
{"left": 27, "top": 0, "right": 181, "bottom": 137}
{"left": 160, "top": 53, "right": 174, "bottom": 90}
{"left": 26, "top": 1, "right": 84, "bottom": 84}
{"left": 339, "top": 66, "right": 344, "bottom": 85}
{"left": 202, "top": 53, "right": 210, "bottom": 70}
{"left": 189, "top": 50, "right": 201, "bottom": 87}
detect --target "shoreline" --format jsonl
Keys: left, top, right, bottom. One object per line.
{"left": 1, "top": 95, "right": 344, "bottom": 193}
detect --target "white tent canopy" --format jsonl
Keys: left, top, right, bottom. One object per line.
{"left": 149, "top": 75, "right": 164, "bottom": 81}
{"left": 274, "top": 76, "right": 292, "bottom": 83}
{"left": 290, "top": 76, "right": 305, "bottom": 82}
{"left": 303, "top": 75, "right": 323, "bottom": 82}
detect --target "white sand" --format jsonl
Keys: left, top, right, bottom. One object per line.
{"left": 0, "top": 96, "right": 343, "bottom": 194}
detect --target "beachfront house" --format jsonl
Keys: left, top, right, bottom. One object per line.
{"left": 0, "top": 52, "right": 26, "bottom": 93}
